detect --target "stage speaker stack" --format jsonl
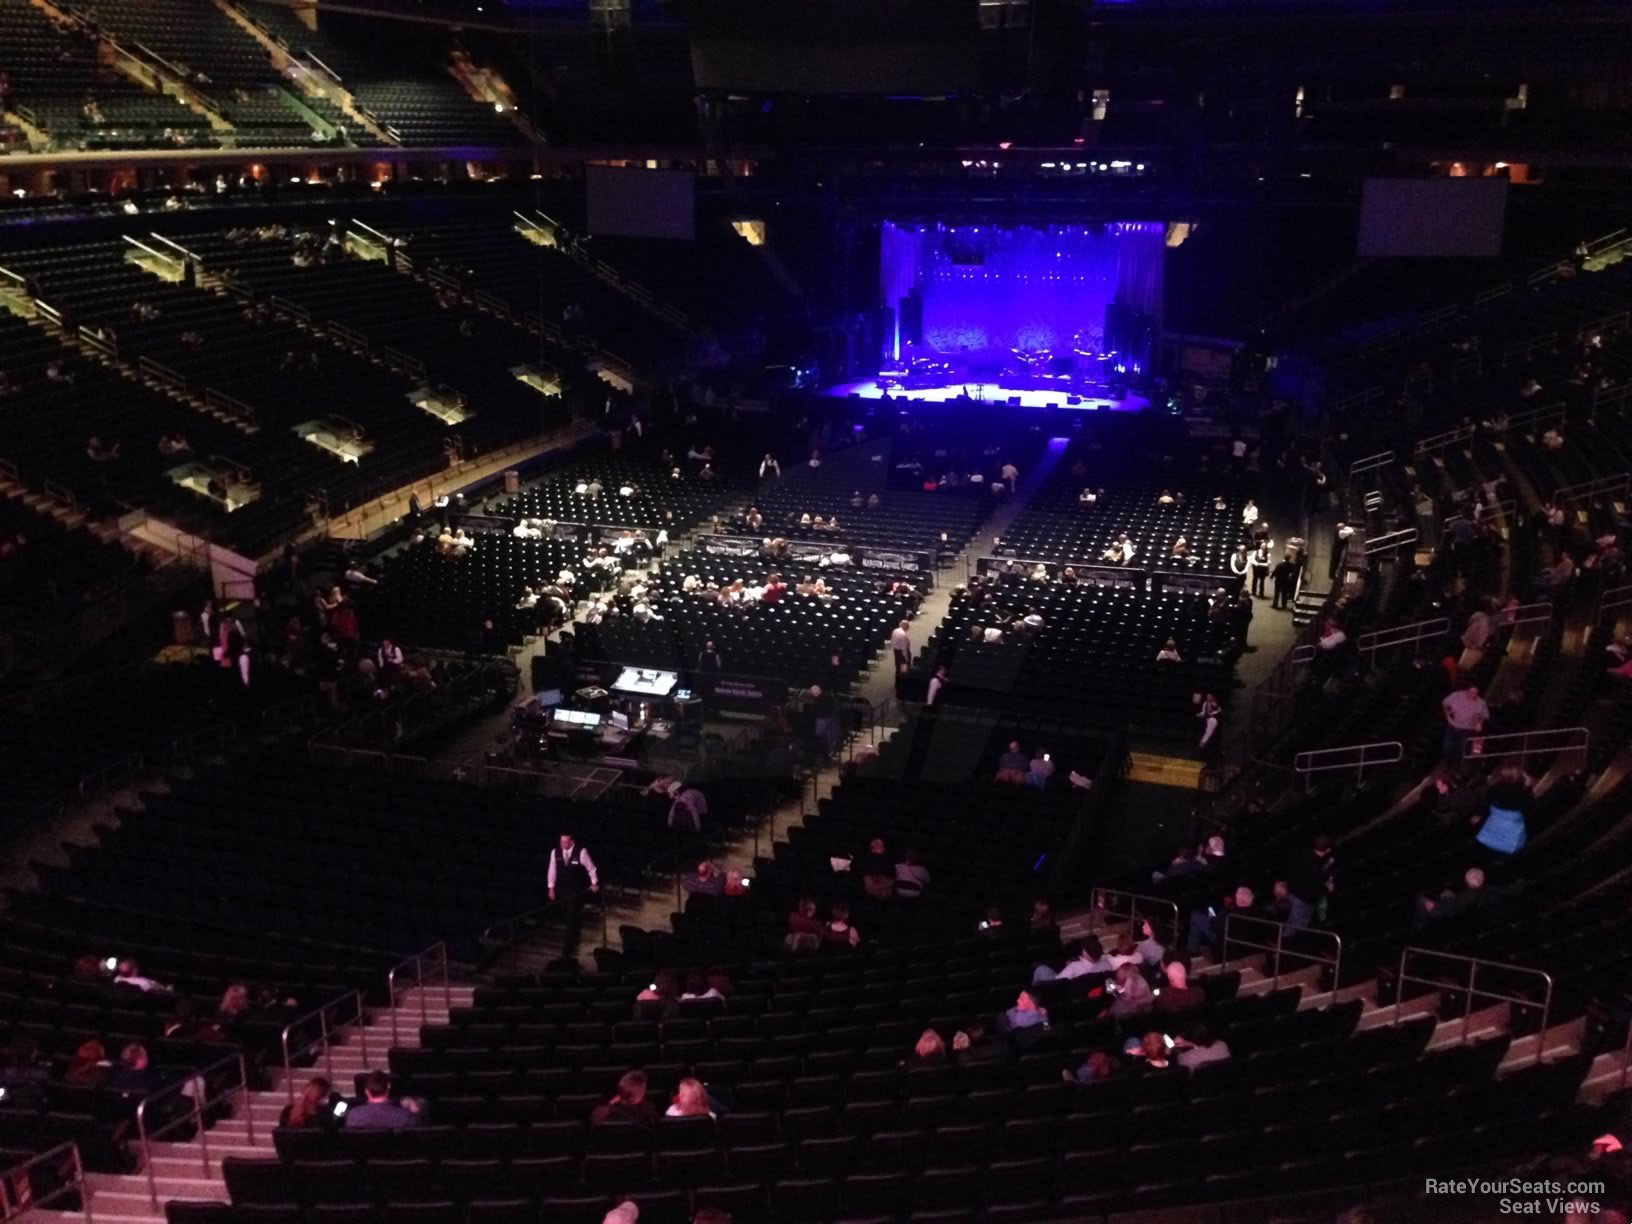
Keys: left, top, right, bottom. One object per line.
{"left": 1009, "top": 396, "right": 1023, "bottom": 406}
{"left": 1067, "top": 396, "right": 1083, "bottom": 406}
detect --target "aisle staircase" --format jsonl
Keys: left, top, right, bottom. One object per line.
{"left": 58, "top": 983, "right": 473, "bottom": 1224}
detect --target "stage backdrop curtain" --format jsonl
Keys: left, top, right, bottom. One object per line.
{"left": 881, "top": 222, "right": 1165, "bottom": 367}
{"left": 879, "top": 223, "right": 926, "bottom": 362}
{"left": 1113, "top": 221, "right": 1164, "bottom": 324}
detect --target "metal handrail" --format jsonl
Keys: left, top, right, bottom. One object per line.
{"left": 1347, "top": 450, "right": 1394, "bottom": 478}
{"left": 387, "top": 941, "right": 451, "bottom": 1048}
{"left": 1505, "top": 600, "right": 1556, "bottom": 631}
{"left": 1221, "top": 912, "right": 1342, "bottom": 993}
{"left": 1087, "top": 887, "right": 1181, "bottom": 950}
{"left": 0, "top": 1142, "right": 89, "bottom": 1221}
{"left": 1462, "top": 726, "right": 1588, "bottom": 768}
{"left": 1556, "top": 472, "right": 1631, "bottom": 504}
{"left": 1414, "top": 424, "right": 1474, "bottom": 458}
{"left": 0, "top": 1148, "right": 90, "bottom": 1220}
{"left": 1599, "top": 582, "right": 1632, "bottom": 623}
{"left": 281, "top": 990, "right": 367, "bottom": 1108}
{"left": 1392, "top": 947, "right": 1553, "bottom": 1063}
{"left": 136, "top": 1051, "right": 252, "bottom": 1209}
{"left": 1355, "top": 617, "right": 1451, "bottom": 662}
{"left": 1362, "top": 527, "right": 1417, "bottom": 557}
{"left": 1293, "top": 740, "right": 1403, "bottom": 787}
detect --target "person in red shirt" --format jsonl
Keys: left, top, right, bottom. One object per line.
{"left": 761, "top": 573, "right": 788, "bottom": 602}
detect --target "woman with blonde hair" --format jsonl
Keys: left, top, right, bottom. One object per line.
{"left": 218, "top": 983, "right": 251, "bottom": 1019}
{"left": 911, "top": 1028, "right": 947, "bottom": 1063}
{"left": 666, "top": 1077, "right": 714, "bottom": 1118}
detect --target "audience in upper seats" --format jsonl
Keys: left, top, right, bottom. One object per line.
{"left": 281, "top": 1076, "right": 339, "bottom": 1129}
{"left": 346, "top": 1071, "right": 421, "bottom": 1129}
{"left": 666, "top": 1077, "right": 715, "bottom": 1118}
{"left": 1155, "top": 956, "right": 1206, "bottom": 1013}
{"left": 1176, "top": 1023, "right": 1232, "bottom": 1070}
{"left": 592, "top": 1071, "right": 659, "bottom": 1126}
{"left": 1106, "top": 962, "right": 1156, "bottom": 1019}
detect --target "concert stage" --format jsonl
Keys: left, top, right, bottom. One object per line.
{"left": 825, "top": 379, "right": 1151, "bottom": 412}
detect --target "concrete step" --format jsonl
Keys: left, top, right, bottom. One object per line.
{"left": 1356, "top": 988, "right": 1441, "bottom": 1030}
{"left": 1236, "top": 963, "right": 1322, "bottom": 998}
{"left": 54, "top": 1212, "right": 166, "bottom": 1224}
{"left": 1298, "top": 977, "right": 1378, "bottom": 1013}
{"left": 88, "top": 1178, "right": 230, "bottom": 1206}
{"left": 1425, "top": 1000, "right": 1509, "bottom": 1051}
{"left": 1498, "top": 1017, "right": 1584, "bottom": 1075}
{"left": 1578, "top": 1048, "right": 1632, "bottom": 1104}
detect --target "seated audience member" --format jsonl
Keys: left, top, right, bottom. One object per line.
{"left": 1107, "top": 962, "right": 1156, "bottom": 1019}
{"left": 666, "top": 1077, "right": 715, "bottom": 1118}
{"left": 682, "top": 860, "right": 726, "bottom": 897}
{"left": 1415, "top": 867, "right": 1489, "bottom": 928}
{"left": 347, "top": 1071, "right": 421, "bottom": 1129}
{"left": 1156, "top": 639, "right": 1183, "bottom": 665}
{"left": 65, "top": 1039, "right": 111, "bottom": 1086}
{"left": 1474, "top": 765, "right": 1533, "bottom": 856}
{"left": 824, "top": 901, "right": 862, "bottom": 949}
{"left": 1187, "top": 886, "right": 1259, "bottom": 953}
{"left": 909, "top": 1029, "right": 948, "bottom": 1065}
{"left": 856, "top": 836, "right": 896, "bottom": 900}
{"left": 1027, "top": 749, "right": 1055, "bottom": 789}
{"left": 995, "top": 740, "right": 1029, "bottom": 784}
{"left": 997, "top": 990, "right": 1050, "bottom": 1043}
{"left": 1132, "top": 1030, "right": 1178, "bottom": 1074}
{"left": 894, "top": 849, "right": 931, "bottom": 899}
{"left": 1155, "top": 957, "right": 1206, "bottom": 1013}
{"left": 592, "top": 1071, "right": 660, "bottom": 1126}
{"left": 1033, "top": 936, "right": 1116, "bottom": 984}
{"left": 113, "top": 958, "right": 170, "bottom": 993}
{"left": 1066, "top": 1050, "right": 1122, "bottom": 1084}
{"left": 281, "top": 1077, "right": 339, "bottom": 1129}
{"left": 785, "top": 898, "right": 825, "bottom": 953}
{"left": 679, "top": 971, "right": 723, "bottom": 1001}
{"left": 1175, "top": 1022, "right": 1232, "bottom": 1070}
{"left": 952, "top": 1021, "right": 1005, "bottom": 1065}
{"left": 108, "top": 1042, "right": 164, "bottom": 1095}
{"left": 637, "top": 970, "right": 679, "bottom": 1006}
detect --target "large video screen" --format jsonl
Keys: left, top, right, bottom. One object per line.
{"left": 1358, "top": 178, "right": 1508, "bottom": 258}
{"left": 586, "top": 166, "right": 696, "bottom": 241}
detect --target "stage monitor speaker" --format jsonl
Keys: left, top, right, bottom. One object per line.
{"left": 1067, "top": 396, "right": 1082, "bottom": 405}
{"left": 1009, "top": 396, "right": 1022, "bottom": 406}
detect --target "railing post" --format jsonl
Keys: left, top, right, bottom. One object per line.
{"left": 389, "top": 968, "right": 401, "bottom": 1048}
{"left": 1464, "top": 961, "right": 1479, "bottom": 1047}
{"left": 139, "top": 1100, "right": 158, "bottom": 1210}
{"left": 195, "top": 1085, "right": 211, "bottom": 1177}
{"left": 418, "top": 955, "right": 429, "bottom": 1030}
{"left": 441, "top": 949, "right": 451, "bottom": 1014}
{"left": 240, "top": 1053, "right": 255, "bottom": 1150}
{"left": 1271, "top": 923, "right": 1283, "bottom": 989}
{"left": 321, "top": 1006, "right": 334, "bottom": 1084}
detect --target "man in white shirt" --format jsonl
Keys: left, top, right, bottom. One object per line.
{"left": 1242, "top": 500, "right": 1259, "bottom": 528}
{"left": 889, "top": 619, "right": 912, "bottom": 670}
{"left": 547, "top": 834, "right": 599, "bottom": 957}
{"left": 1229, "top": 546, "right": 1249, "bottom": 580}
{"left": 1329, "top": 521, "right": 1356, "bottom": 581}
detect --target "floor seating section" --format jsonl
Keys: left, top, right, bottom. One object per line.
{"left": 921, "top": 582, "right": 1236, "bottom": 731}
{"left": 578, "top": 546, "right": 917, "bottom": 692}
{"left": 998, "top": 444, "right": 1250, "bottom": 576}
{"left": 493, "top": 447, "right": 738, "bottom": 536}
